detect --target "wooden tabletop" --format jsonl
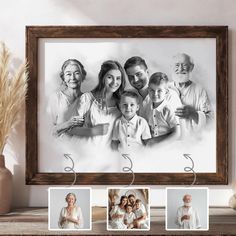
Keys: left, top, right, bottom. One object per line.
{"left": 0, "top": 207, "right": 236, "bottom": 235}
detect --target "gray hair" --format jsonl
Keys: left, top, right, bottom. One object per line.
{"left": 65, "top": 192, "right": 77, "bottom": 203}
{"left": 183, "top": 194, "right": 192, "bottom": 201}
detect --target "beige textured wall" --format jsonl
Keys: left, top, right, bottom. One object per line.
{"left": 0, "top": 0, "right": 235, "bottom": 207}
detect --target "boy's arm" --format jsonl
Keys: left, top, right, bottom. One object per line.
{"left": 147, "top": 125, "right": 180, "bottom": 146}
{"left": 141, "top": 118, "right": 152, "bottom": 146}
{"left": 147, "top": 105, "right": 181, "bottom": 146}
{"left": 136, "top": 212, "right": 147, "bottom": 221}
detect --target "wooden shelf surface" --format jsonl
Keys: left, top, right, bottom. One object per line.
{"left": 0, "top": 207, "right": 235, "bottom": 235}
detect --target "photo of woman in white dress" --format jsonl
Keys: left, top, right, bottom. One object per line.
{"left": 58, "top": 192, "right": 84, "bottom": 229}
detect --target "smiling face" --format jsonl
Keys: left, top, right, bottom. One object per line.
{"left": 148, "top": 82, "right": 167, "bottom": 103}
{"left": 126, "top": 205, "right": 133, "bottom": 213}
{"left": 120, "top": 96, "right": 139, "bottom": 120}
{"left": 121, "top": 197, "right": 128, "bottom": 206}
{"left": 104, "top": 69, "right": 122, "bottom": 93}
{"left": 128, "top": 196, "right": 135, "bottom": 206}
{"left": 172, "top": 54, "right": 193, "bottom": 84}
{"left": 136, "top": 201, "right": 141, "bottom": 209}
{"left": 126, "top": 65, "right": 149, "bottom": 91}
{"left": 66, "top": 194, "right": 76, "bottom": 206}
{"left": 63, "top": 64, "right": 83, "bottom": 89}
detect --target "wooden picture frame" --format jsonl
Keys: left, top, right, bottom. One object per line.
{"left": 26, "top": 26, "right": 228, "bottom": 185}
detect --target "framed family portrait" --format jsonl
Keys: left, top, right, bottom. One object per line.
{"left": 26, "top": 26, "right": 228, "bottom": 185}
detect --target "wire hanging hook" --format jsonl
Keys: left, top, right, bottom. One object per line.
{"left": 64, "top": 153, "right": 78, "bottom": 186}
{"left": 122, "top": 153, "right": 135, "bottom": 187}
{"left": 183, "top": 153, "right": 196, "bottom": 186}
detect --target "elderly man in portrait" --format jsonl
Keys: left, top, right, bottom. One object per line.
{"left": 175, "top": 194, "right": 201, "bottom": 229}
{"left": 169, "top": 53, "right": 214, "bottom": 136}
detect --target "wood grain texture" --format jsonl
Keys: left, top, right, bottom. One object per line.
{"left": 25, "top": 26, "right": 228, "bottom": 185}
{"left": 0, "top": 207, "right": 235, "bottom": 235}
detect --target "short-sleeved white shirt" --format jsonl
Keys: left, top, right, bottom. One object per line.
{"left": 112, "top": 115, "right": 151, "bottom": 152}
{"left": 135, "top": 204, "right": 147, "bottom": 219}
{"left": 140, "top": 90, "right": 181, "bottom": 137}
{"left": 124, "top": 212, "right": 136, "bottom": 225}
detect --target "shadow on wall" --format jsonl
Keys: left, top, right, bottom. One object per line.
{"left": 49, "top": 0, "right": 161, "bottom": 24}
{"left": 49, "top": 0, "right": 223, "bottom": 25}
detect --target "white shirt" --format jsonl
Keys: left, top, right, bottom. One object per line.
{"left": 142, "top": 88, "right": 182, "bottom": 113}
{"left": 109, "top": 205, "right": 126, "bottom": 229}
{"left": 77, "top": 92, "right": 121, "bottom": 147}
{"left": 59, "top": 206, "right": 84, "bottom": 229}
{"left": 135, "top": 204, "right": 147, "bottom": 219}
{"left": 175, "top": 206, "right": 201, "bottom": 229}
{"left": 169, "top": 81, "right": 213, "bottom": 136}
{"left": 112, "top": 115, "right": 151, "bottom": 152}
{"left": 140, "top": 89, "right": 181, "bottom": 137}
{"left": 124, "top": 212, "right": 136, "bottom": 225}
{"left": 134, "top": 204, "right": 149, "bottom": 229}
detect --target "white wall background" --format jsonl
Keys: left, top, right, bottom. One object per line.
{"left": 1, "top": 0, "right": 236, "bottom": 207}
{"left": 166, "top": 188, "right": 208, "bottom": 229}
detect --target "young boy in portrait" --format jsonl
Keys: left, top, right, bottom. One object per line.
{"left": 140, "top": 72, "right": 182, "bottom": 145}
{"left": 124, "top": 204, "right": 136, "bottom": 229}
{"left": 133, "top": 199, "right": 149, "bottom": 229}
{"left": 111, "top": 91, "right": 151, "bottom": 152}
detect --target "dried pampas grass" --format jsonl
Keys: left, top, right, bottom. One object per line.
{"left": 0, "top": 43, "right": 28, "bottom": 154}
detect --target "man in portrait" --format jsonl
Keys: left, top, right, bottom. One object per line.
{"left": 175, "top": 194, "right": 201, "bottom": 229}
{"left": 169, "top": 53, "right": 214, "bottom": 137}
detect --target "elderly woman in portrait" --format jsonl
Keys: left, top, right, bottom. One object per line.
{"left": 47, "top": 59, "right": 86, "bottom": 137}
{"left": 110, "top": 195, "right": 128, "bottom": 229}
{"left": 68, "top": 60, "right": 126, "bottom": 148}
{"left": 58, "top": 192, "right": 84, "bottom": 229}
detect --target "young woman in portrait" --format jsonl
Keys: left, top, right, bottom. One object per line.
{"left": 69, "top": 60, "right": 126, "bottom": 148}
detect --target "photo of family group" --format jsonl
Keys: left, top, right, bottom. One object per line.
{"left": 107, "top": 188, "right": 150, "bottom": 231}
{"left": 38, "top": 37, "right": 216, "bottom": 173}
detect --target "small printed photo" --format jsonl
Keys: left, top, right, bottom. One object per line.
{"left": 48, "top": 187, "right": 91, "bottom": 231}
{"left": 166, "top": 187, "right": 209, "bottom": 231}
{"left": 107, "top": 187, "right": 150, "bottom": 231}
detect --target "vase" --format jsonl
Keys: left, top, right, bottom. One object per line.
{"left": 0, "top": 154, "right": 12, "bottom": 214}
{"left": 229, "top": 194, "right": 236, "bottom": 210}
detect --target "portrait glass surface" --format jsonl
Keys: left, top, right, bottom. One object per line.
{"left": 38, "top": 38, "right": 216, "bottom": 174}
